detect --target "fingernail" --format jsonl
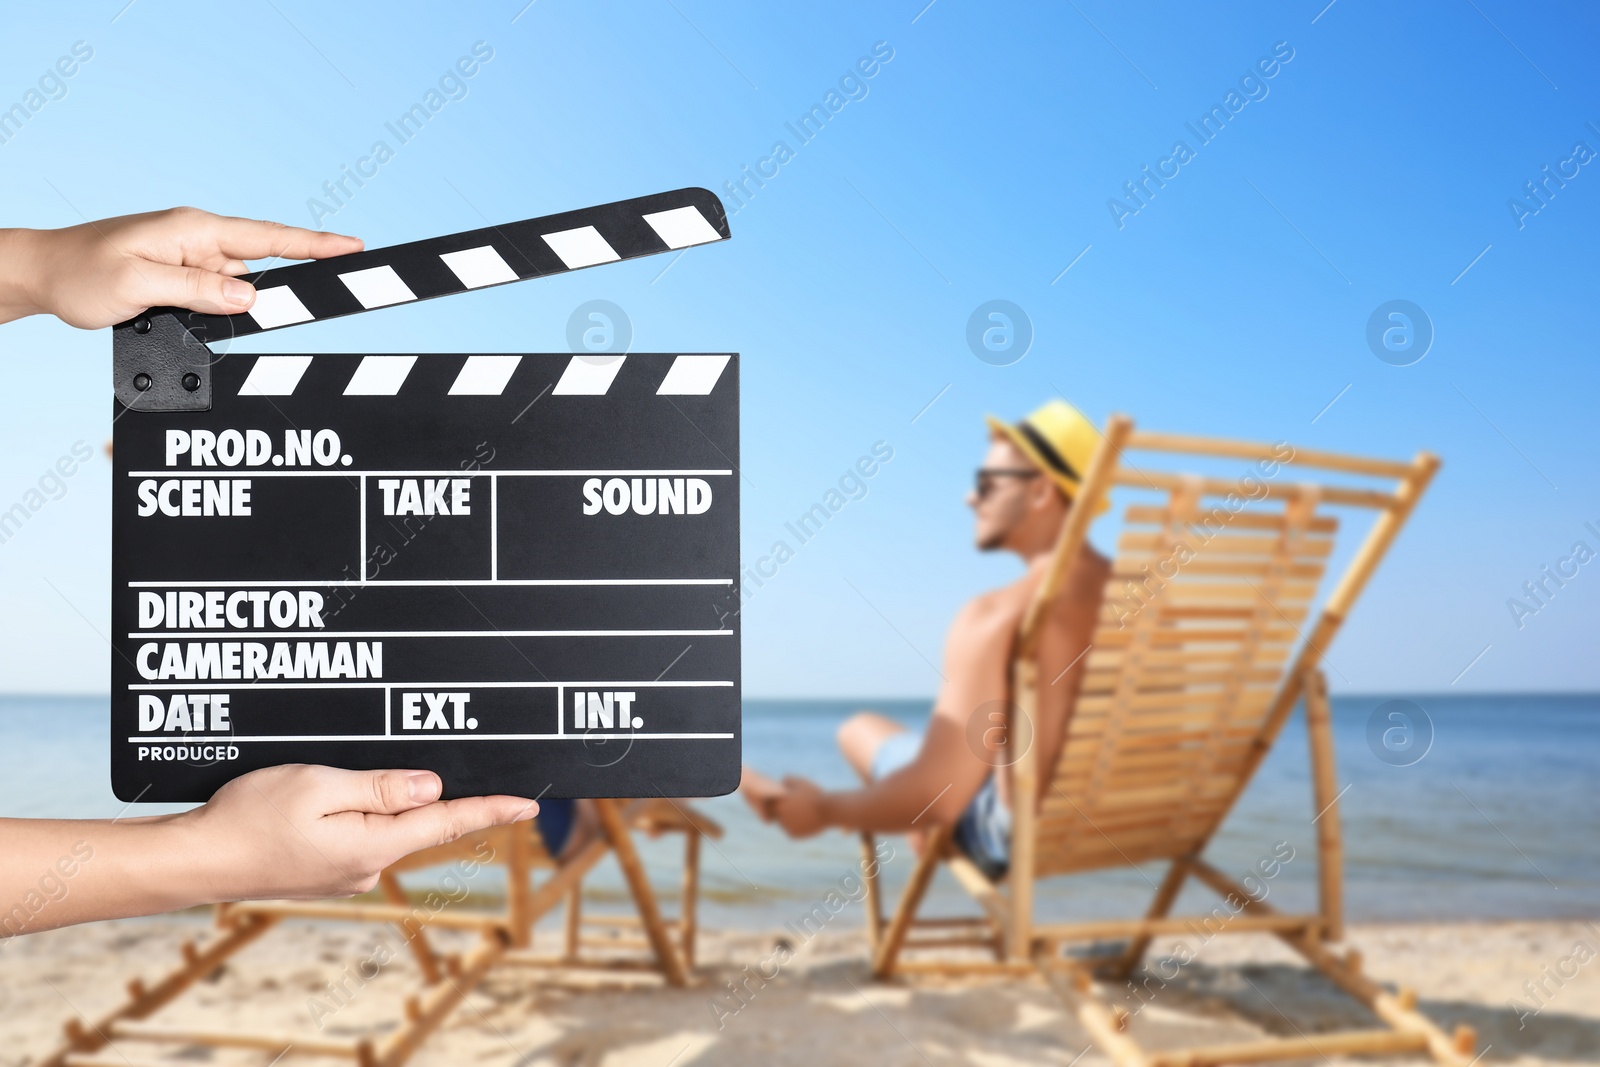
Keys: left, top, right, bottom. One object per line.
{"left": 407, "top": 772, "right": 441, "bottom": 802}
{"left": 223, "top": 279, "right": 254, "bottom": 307}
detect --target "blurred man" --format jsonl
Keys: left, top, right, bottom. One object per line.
{"left": 743, "top": 400, "right": 1110, "bottom": 879}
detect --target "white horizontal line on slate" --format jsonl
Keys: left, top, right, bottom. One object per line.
{"left": 127, "top": 679, "right": 735, "bottom": 690}
{"left": 127, "top": 734, "right": 736, "bottom": 742}
{"left": 127, "top": 578, "right": 734, "bottom": 587}
{"left": 130, "top": 629, "right": 733, "bottom": 639}
{"left": 126, "top": 468, "right": 733, "bottom": 478}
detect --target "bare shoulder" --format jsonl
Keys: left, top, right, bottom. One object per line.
{"left": 952, "top": 580, "right": 1031, "bottom": 639}
{"left": 1073, "top": 543, "right": 1113, "bottom": 589}
{"left": 1043, "top": 544, "right": 1112, "bottom": 620}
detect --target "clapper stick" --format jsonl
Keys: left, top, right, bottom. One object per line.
{"left": 112, "top": 187, "right": 729, "bottom": 412}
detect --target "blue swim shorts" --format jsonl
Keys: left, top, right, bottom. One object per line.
{"left": 534, "top": 797, "right": 576, "bottom": 856}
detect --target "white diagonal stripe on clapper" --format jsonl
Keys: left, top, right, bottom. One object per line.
{"left": 240, "top": 355, "right": 314, "bottom": 396}
{"left": 344, "top": 355, "right": 418, "bottom": 395}
{"left": 338, "top": 264, "right": 417, "bottom": 309}
{"left": 642, "top": 206, "right": 721, "bottom": 249}
{"left": 247, "top": 286, "right": 314, "bottom": 330}
{"left": 553, "top": 356, "right": 626, "bottom": 395}
{"left": 439, "top": 245, "right": 518, "bottom": 289}
{"left": 449, "top": 355, "right": 522, "bottom": 395}
{"left": 541, "top": 226, "right": 620, "bottom": 269}
{"left": 656, "top": 354, "right": 730, "bottom": 395}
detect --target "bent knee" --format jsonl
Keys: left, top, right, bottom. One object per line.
{"left": 837, "top": 711, "right": 908, "bottom": 780}
{"left": 836, "top": 711, "right": 897, "bottom": 752}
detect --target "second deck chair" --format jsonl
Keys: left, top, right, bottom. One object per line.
{"left": 43, "top": 797, "right": 721, "bottom": 1067}
{"left": 862, "top": 416, "right": 1478, "bottom": 1067}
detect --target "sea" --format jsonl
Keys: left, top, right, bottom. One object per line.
{"left": 2, "top": 694, "right": 1595, "bottom": 931}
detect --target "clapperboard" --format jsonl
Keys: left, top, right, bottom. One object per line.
{"left": 110, "top": 189, "right": 739, "bottom": 803}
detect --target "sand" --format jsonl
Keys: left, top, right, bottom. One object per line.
{"left": 3, "top": 914, "right": 1597, "bottom": 1066}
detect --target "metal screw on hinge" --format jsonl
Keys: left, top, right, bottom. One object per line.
{"left": 133, "top": 373, "right": 152, "bottom": 391}
{"left": 182, "top": 373, "right": 201, "bottom": 392}
{"left": 132, "top": 317, "right": 152, "bottom": 335}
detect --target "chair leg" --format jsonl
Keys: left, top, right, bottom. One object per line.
{"left": 1035, "top": 950, "right": 1151, "bottom": 1067}
{"left": 680, "top": 831, "right": 701, "bottom": 970}
{"left": 562, "top": 884, "right": 582, "bottom": 963}
{"left": 371, "top": 932, "right": 507, "bottom": 1067}
{"left": 860, "top": 832, "right": 884, "bottom": 951}
{"left": 505, "top": 821, "right": 536, "bottom": 949}
{"left": 594, "top": 798, "right": 688, "bottom": 987}
{"left": 872, "top": 824, "right": 950, "bottom": 979}
{"left": 1106, "top": 858, "right": 1190, "bottom": 981}
{"left": 378, "top": 872, "right": 441, "bottom": 985}
{"left": 1304, "top": 666, "right": 1345, "bottom": 942}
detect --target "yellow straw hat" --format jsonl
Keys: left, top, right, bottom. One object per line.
{"left": 985, "top": 399, "right": 1109, "bottom": 516}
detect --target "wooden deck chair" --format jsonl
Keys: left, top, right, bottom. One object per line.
{"left": 43, "top": 797, "right": 721, "bottom": 1067}
{"left": 862, "top": 416, "right": 1478, "bottom": 1067}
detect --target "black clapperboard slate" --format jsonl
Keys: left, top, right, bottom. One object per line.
{"left": 110, "top": 189, "right": 739, "bottom": 803}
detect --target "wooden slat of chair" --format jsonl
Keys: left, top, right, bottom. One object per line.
{"left": 1116, "top": 530, "right": 1337, "bottom": 557}
{"left": 1170, "top": 487, "right": 1321, "bottom": 847}
{"left": 1082, "top": 664, "right": 1285, "bottom": 690}
{"left": 1121, "top": 430, "right": 1417, "bottom": 478}
{"left": 1057, "top": 479, "right": 1203, "bottom": 864}
{"left": 870, "top": 415, "right": 1469, "bottom": 1066}
{"left": 1122, "top": 503, "right": 1341, "bottom": 534}
{"left": 1056, "top": 739, "right": 1254, "bottom": 771}
{"left": 1087, "top": 645, "right": 1294, "bottom": 670}
{"left": 1113, "top": 468, "right": 1398, "bottom": 509}
{"left": 1056, "top": 767, "right": 1254, "bottom": 799}
{"left": 1074, "top": 686, "right": 1277, "bottom": 716}
{"left": 1113, "top": 556, "right": 1331, "bottom": 579}
{"left": 1093, "top": 624, "right": 1301, "bottom": 648}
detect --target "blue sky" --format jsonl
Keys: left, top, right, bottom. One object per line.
{"left": 0, "top": 1, "right": 1596, "bottom": 697}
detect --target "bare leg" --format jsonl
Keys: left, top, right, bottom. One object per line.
{"left": 837, "top": 711, "right": 909, "bottom": 783}
{"left": 836, "top": 713, "right": 930, "bottom": 853}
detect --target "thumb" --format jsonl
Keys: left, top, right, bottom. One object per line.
{"left": 132, "top": 261, "right": 256, "bottom": 315}
{"left": 376, "top": 795, "right": 540, "bottom": 858}
{"left": 319, "top": 767, "right": 445, "bottom": 816}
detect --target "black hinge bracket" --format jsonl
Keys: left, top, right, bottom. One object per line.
{"left": 111, "top": 311, "right": 214, "bottom": 412}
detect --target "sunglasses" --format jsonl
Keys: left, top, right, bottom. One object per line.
{"left": 974, "top": 467, "right": 1040, "bottom": 499}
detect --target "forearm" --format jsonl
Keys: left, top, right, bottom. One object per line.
{"left": 820, "top": 787, "right": 919, "bottom": 834}
{"left": 820, "top": 769, "right": 959, "bottom": 834}
{"left": 0, "top": 817, "right": 224, "bottom": 937}
{"left": 0, "top": 229, "right": 45, "bottom": 324}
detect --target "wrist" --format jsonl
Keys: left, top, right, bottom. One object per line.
{"left": 817, "top": 790, "right": 843, "bottom": 831}
{"left": 56, "top": 817, "right": 220, "bottom": 924}
{"left": 136, "top": 809, "right": 240, "bottom": 908}
{"left": 0, "top": 228, "right": 46, "bottom": 322}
